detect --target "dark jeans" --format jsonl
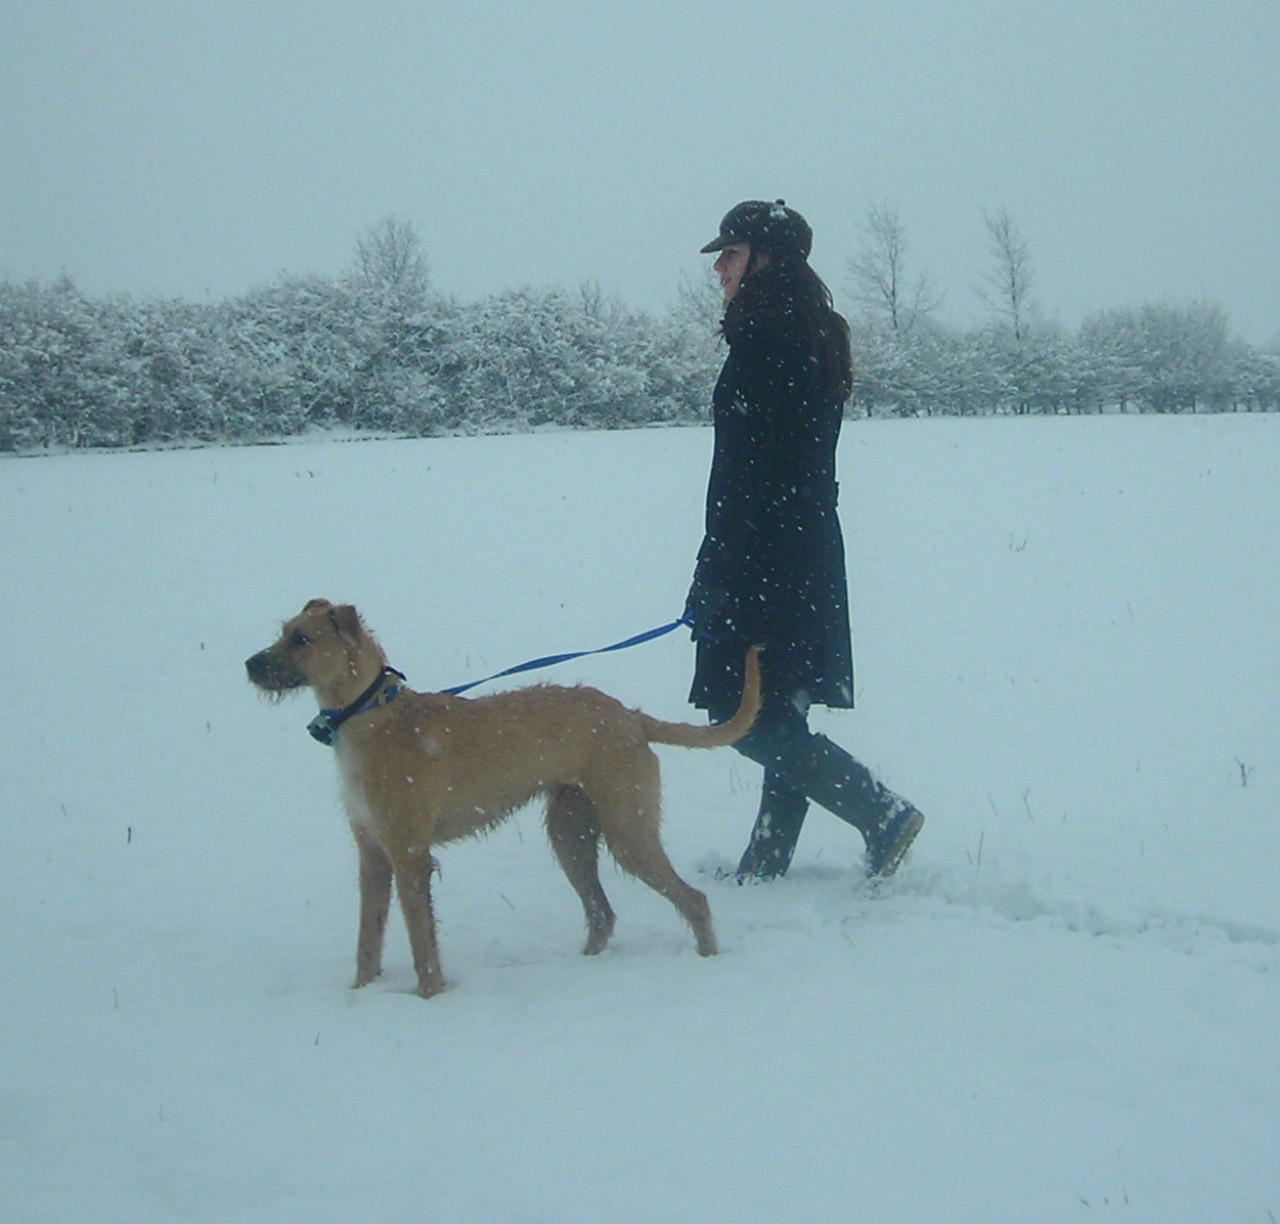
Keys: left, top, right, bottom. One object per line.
{"left": 706, "top": 688, "right": 818, "bottom": 776}
{"left": 708, "top": 689, "right": 886, "bottom": 861}
{"left": 708, "top": 691, "right": 815, "bottom": 876}
{"left": 707, "top": 669, "right": 923, "bottom": 879}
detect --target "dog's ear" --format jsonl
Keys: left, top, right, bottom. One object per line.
{"left": 329, "top": 604, "right": 364, "bottom": 647}
{"left": 303, "top": 598, "right": 332, "bottom": 613}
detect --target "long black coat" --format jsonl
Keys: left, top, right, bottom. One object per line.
{"left": 686, "top": 310, "right": 855, "bottom": 711}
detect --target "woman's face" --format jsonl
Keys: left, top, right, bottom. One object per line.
{"left": 713, "top": 243, "right": 752, "bottom": 302}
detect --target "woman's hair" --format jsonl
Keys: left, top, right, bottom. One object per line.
{"left": 721, "top": 252, "right": 853, "bottom": 402}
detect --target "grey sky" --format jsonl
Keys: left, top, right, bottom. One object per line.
{"left": 3, "top": 0, "right": 1277, "bottom": 344}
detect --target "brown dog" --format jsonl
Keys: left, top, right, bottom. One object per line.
{"left": 246, "top": 599, "right": 759, "bottom": 997}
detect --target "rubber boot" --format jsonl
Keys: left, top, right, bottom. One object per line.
{"left": 735, "top": 770, "right": 809, "bottom": 881}
{"left": 778, "top": 733, "right": 925, "bottom": 878}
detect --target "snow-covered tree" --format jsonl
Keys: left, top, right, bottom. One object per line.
{"left": 1080, "top": 301, "right": 1238, "bottom": 413}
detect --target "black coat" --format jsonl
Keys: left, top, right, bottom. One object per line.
{"left": 686, "top": 309, "right": 855, "bottom": 711}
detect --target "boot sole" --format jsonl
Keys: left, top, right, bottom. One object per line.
{"left": 868, "top": 810, "right": 924, "bottom": 879}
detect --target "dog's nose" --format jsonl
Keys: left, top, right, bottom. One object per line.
{"left": 245, "top": 651, "right": 267, "bottom": 681}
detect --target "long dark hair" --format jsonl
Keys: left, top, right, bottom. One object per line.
{"left": 721, "top": 252, "right": 853, "bottom": 402}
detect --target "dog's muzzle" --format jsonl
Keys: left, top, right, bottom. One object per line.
{"left": 245, "top": 649, "right": 303, "bottom": 693}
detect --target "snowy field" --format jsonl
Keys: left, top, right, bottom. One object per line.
{"left": 3, "top": 415, "right": 1278, "bottom": 1222}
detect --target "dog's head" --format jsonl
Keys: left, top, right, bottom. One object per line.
{"left": 245, "top": 599, "right": 375, "bottom": 703}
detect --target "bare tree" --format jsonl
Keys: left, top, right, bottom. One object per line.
{"left": 846, "top": 203, "right": 942, "bottom": 333}
{"left": 354, "top": 215, "right": 429, "bottom": 303}
{"left": 979, "top": 207, "right": 1035, "bottom": 340}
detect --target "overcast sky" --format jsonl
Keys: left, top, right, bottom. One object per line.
{"left": 3, "top": 1, "right": 1277, "bottom": 344}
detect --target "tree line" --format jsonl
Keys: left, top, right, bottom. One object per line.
{"left": 2, "top": 214, "right": 1275, "bottom": 452}
{"left": 846, "top": 203, "right": 1277, "bottom": 417}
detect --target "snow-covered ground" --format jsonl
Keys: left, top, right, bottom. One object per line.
{"left": 3, "top": 415, "right": 1277, "bottom": 1222}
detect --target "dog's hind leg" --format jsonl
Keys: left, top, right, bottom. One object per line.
{"left": 393, "top": 849, "right": 446, "bottom": 998}
{"left": 593, "top": 755, "right": 718, "bottom": 957}
{"left": 546, "top": 784, "right": 616, "bottom": 955}
{"left": 352, "top": 825, "right": 393, "bottom": 988}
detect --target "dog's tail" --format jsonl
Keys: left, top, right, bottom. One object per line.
{"left": 640, "top": 645, "right": 761, "bottom": 749}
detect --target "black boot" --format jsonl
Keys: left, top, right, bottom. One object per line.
{"left": 779, "top": 734, "right": 924, "bottom": 878}
{"left": 735, "top": 770, "right": 809, "bottom": 881}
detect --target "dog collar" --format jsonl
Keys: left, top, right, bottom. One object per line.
{"left": 308, "top": 667, "right": 407, "bottom": 746}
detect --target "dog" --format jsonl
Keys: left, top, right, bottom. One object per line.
{"left": 245, "top": 599, "right": 760, "bottom": 998}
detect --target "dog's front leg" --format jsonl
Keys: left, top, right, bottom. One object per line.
{"left": 395, "top": 852, "right": 445, "bottom": 998}
{"left": 352, "top": 825, "right": 393, "bottom": 989}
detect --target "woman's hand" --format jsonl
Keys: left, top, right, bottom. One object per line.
{"left": 684, "top": 575, "right": 760, "bottom": 644}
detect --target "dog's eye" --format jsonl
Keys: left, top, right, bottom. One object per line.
{"left": 289, "top": 631, "right": 311, "bottom": 649}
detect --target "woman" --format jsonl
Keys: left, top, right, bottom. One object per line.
{"left": 684, "top": 199, "right": 925, "bottom": 880}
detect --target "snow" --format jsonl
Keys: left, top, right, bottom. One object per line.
{"left": 3, "top": 415, "right": 1278, "bottom": 1222}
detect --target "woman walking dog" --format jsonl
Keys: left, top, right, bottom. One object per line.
{"left": 684, "top": 199, "right": 925, "bottom": 880}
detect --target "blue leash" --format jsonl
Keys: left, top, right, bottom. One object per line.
{"left": 442, "top": 616, "right": 691, "bottom": 696}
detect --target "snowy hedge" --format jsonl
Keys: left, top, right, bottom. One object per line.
{"left": 1, "top": 274, "right": 1275, "bottom": 452}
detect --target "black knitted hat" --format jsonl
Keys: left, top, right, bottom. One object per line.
{"left": 700, "top": 199, "right": 812, "bottom": 259}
